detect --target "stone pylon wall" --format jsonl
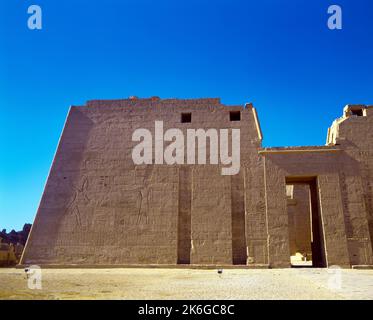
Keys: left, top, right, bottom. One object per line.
{"left": 21, "top": 98, "right": 266, "bottom": 266}
{"left": 21, "top": 99, "right": 373, "bottom": 268}
{"left": 328, "top": 106, "right": 373, "bottom": 265}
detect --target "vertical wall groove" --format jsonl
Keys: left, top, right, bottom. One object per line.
{"left": 231, "top": 172, "right": 247, "bottom": 265}
{"left": 177, "top": 167, "right": 192, "bottom": 264}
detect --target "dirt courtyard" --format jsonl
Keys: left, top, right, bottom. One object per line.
{"left": 0, "top": 267, "right": 372, "bottom": 300}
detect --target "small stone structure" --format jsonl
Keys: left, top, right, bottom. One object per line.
{"left": 0, "top": 238, "right": 20, "bottom": 267}
{"left": 20, "top": 98, "right": 373, "bottom": 268}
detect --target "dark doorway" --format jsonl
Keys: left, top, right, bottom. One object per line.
{"left": 286, "top": 177, "right": 326, "bottom": 268}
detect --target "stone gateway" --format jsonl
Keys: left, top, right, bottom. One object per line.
{"left": 21, "top": 97, "right": 373, "bottom": 268}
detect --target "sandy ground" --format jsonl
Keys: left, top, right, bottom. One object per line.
{"left": 0, "top": 267, "right": 372, "bottom": 300}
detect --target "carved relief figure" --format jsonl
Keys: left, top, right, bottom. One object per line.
{"left": 65, "top": 177, "right": 90, "bottom": 229}
{"left": 135, "top": 166, "right": 154, "bottom": 225}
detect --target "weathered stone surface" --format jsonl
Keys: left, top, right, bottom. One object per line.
{"left": 20, "top": 99, "right": 373, "bottom": 268}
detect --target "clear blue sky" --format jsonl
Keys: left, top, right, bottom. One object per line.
{"left": 1, "top": 0, "right": 373, "bottom": 231}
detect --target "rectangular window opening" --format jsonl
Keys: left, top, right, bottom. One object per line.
{"left": 230, "top": 111, "right": 241, "bottom": 121}
{"left": 351, "top": 109, "right": 363, "bottom": 116}
{"left": 181, "top": 113, "right": 192, "bottom": 123}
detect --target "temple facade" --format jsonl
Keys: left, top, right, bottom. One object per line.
{"left": 21, "top": 97, "right": 373, "bottom": 268}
